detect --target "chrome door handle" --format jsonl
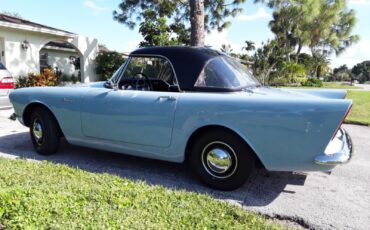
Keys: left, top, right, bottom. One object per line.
{"left": 63, "top": 97, "right": 73, "bottom": 102}
{"left": 158, "top": 96, "right": 176, "bottom": 101}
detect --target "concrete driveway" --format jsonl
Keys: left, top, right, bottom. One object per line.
{"left": 0, "top": 108, "right": 369, "bottom": 230}
{"left": 0, "top": 94, "right": 11, "bottom": 109}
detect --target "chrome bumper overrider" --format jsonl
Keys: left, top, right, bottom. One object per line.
{"left": 9, "top": 112, "right": 17, "bottom": 121}
{"left": 314, "top": 128, "right": 353, "bottom": 165}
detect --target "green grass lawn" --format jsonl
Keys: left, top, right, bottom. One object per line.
{"left": 283, "top": 82, "right": 361, "bottom": 89}
{"left": 282, "top": 84, "right": 369, "bottom": 125}
{"left": 346, "top": 91, "right": 370, "bottom": 126}
{"left": 0, "top": 157, "right": 284, "bottom": 229}
{"left": 321, "top": 82, "right": 362, "bottom": 89}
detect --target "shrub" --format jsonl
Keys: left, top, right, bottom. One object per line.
{"left": 27, "top": 68, "right": 60, "bottom": 87}
{"left": 294, "top": 76, "right": 308, "bottom": 84}
{"left": 59, "top": 74, "right": 80, "bottom": 84}
{"left": 15, "top": 68, "right": 61, "bottom": 88}
{"left": 301, "top": 78, "right": 323, "bottom": 87}
{"left": 15, "top": 76, "right": 28, "bottom": 88}
{"left": 95, "top": 51, "right": 126, "bottom": 81}
{"left": 269, "top": 77, "right": 288, "bottom": 86}
{"left": 70, "top": 74, "right": 80, "bottom": 84}
{"left": 59, "top": 74, "right": 70, "bottom": 82}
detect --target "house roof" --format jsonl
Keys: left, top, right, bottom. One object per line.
{"left": 0, "top": 14, "right": 75, "bottom": 36}
{"left": 40, "top": 41, "right": 79, "bottom": 53}
{"left": 45, "top": 41, "right": 75, "bottom": 49}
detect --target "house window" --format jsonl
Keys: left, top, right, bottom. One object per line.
{"left": 39, "top": 52, "right": 49, "bottom": 71}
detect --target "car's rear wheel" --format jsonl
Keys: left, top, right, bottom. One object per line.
{"left": 30, "top": 108, "right": 61, "bottom": 155}
{"left": 190, "top": 130, "right": 256, "bottom": 190}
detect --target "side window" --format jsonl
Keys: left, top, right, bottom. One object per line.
{"left": 194, "top": 56, "right": 258, "bottom": 89}
{"left": 121, "top": 57, "right": 177, "bottom": 87}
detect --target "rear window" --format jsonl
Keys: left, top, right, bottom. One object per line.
{"left": 194, "top": 56, "right": 259, "bottom": 89}
{"left": 0, "top": 63, "right": 5, "bottom": 70}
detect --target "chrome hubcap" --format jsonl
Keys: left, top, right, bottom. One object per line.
{"left": 201, "top": 141, "right": 237, "bottom": 179}
{"left": 32, "top": 119, "right": 43, "bottom": 144}
{"left": 206, "top": 148, "right": 232, "bottom": 173}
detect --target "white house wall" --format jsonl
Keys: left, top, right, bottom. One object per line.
{"left": 0, "top": 26, "right": 98, "bottom": 82}
{"left": 67, "top": 36, "right": 99, "bottom": 82}
{"left": 0, "top": 27, "right": 60, "bottom": 77}
{"left": 40, "top": 48, "right": 79, "bottom": 77}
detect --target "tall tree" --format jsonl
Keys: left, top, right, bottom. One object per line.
{"left": 308, "top": 0, "right": 359, "bottom": 56}
{"left": 220, "top": 44, "right": 233, "bottom": 54}
{"left": 113, "top": 0, "right": 247, "bottom": 47}
{"left": 243, "top": 40, "right": 255, "bottom": 52}
{"left": 251, "top": 39, "right": 287, "bottom": 85}
{"left": 1, "top": 11, "right": 22, "bottom": 19}
{"left": 279, "top": 61, "right": 306, "bottom": 83}
{"left": 331, "top": 65, "right": 351, "bottom": 82}
{"left": 138, "top": 10, "right": 190, "bottom": 47}
{"left": 333, "top": 65, "right": 349, "bottom": 75}
{"left": 311, "top": 51, "right": 330, "bottom": 79}
{"left": 190, "top": 0, "right": 205, "bottom": 46}
{"left": 261, "top": 0, "right": 359, "bottom": 61}
{"left": 352, "top": 61, "right": 370, "bottom": 83}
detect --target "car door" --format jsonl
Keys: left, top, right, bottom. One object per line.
{"left": 81, "top": 56, "right": 179, "bottom": 148}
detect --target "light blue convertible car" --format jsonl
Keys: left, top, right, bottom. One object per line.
{"left": 9, "top": 47, "right": 353, "bottom": 190}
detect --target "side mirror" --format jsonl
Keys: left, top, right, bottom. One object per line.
{"left": 105, "top": 80, "right": 119, "bottom": 90}
{"left": 111, "top": 82, "right": 119, "bottom": 91}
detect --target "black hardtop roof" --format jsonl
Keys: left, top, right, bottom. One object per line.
{"left": 130, "top": 46, "right": 224, "bottom": 90}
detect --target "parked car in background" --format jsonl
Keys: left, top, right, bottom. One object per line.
{"left": 9, "top": 47, "right": 353, "bottom": 190}
{"left": 0, "top": 63, "right": 14, "bottom": 109}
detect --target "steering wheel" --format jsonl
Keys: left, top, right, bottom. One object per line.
{"left": 131, "top": 72, "right": 153, "bottom": 91}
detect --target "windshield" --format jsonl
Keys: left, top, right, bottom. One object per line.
{"left": 194, "top": 56, "right": 260, "bottom": 90}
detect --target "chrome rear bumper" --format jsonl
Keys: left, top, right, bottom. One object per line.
{"left": 314, "top": 128, "right": 353, "bottom": 165}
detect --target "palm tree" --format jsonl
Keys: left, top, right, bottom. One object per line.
{"left": 311, "top": 51, "right": 330, "bottom": 79}
{"left": 262, "top": 0, "right": 358, "bottom": 61}
{"left": 243, "top": 40, "right": 255, "bottom": 52}
{"left": 220, "top": 44, "right": 233, "bottom": 55}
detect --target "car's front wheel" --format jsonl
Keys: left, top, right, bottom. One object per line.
{"left": 30, "top": 108, "right": 61, "bottom": 155}
{"left": 190, "top": 130, "right": 256, "bottom": 190}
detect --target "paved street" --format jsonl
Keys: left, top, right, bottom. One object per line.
{"left": 355, "top": 83, "right": 370, "bottom": 91}
{"left": 0, "top": 108, "right": 369, "bottom": 230}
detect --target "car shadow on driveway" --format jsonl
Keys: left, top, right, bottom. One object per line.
{"left": 0, "top": 131, "right": 307, "bottom": 207}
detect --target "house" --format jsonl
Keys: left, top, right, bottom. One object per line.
{"left": 39, "top": 41, "right": 81, "bottom": 77}
{"left": 0, "top": 14, "right": 99, "bottom": 82}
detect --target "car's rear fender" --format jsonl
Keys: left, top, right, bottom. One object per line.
{"left": 171, "top": 92, "right": 352, "bottom": 171}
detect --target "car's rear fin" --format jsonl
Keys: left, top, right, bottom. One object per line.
{"left": 331, "top": 103, "right": 352, "bottom": 140}
{"left": 287, "top": 89, "right": 347, "bottom": 99}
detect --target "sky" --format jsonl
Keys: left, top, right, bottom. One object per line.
{"left": 0, "top": 0, "right": 370, "bottom": 68}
